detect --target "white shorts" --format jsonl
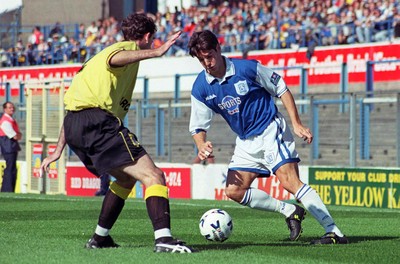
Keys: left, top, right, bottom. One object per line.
{"left": 228, "top": 112, "right": 300, "bottom": 176}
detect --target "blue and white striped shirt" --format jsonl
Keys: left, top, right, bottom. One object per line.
{"left": 189, "top": 57, "right": 288, "bottom": 139}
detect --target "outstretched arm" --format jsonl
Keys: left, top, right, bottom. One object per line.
{"left": 280, "top": 90, "right": 313, "bottom": 144}
{"left": 109, "top": 31, "right": 181, "bottom": 67}
{"left": 40, "top": 124, "right": 66, "bottom": 175}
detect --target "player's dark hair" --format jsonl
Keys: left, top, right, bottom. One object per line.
{"left": 188, "top": 30, "right": 219, "bottom": 58}
{"left": 121, "top": 13, "right": 157, "bottom": 41}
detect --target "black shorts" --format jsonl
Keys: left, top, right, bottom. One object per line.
{"left": 64, "top": 108, "right": 146, "bottom": 176}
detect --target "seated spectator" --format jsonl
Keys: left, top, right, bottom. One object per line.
{"left": 337, "top": 29, "right": 349, "bottom": 45}
{"left": 49, "top": 22, "right": 63, "bottom": 38}
{"left": 109, "top": 27, "right": 123, "bottom": 42}
{"left": 85, "top": 31, "right": 96, "bottom": 47}
{"left": 27, "top": 26, "right": 43, "bottom": 48}
{"left": 251, "top": 23, "right": 268, "bottom": 50}
{"left": 97, "top": 26, "right": 109, "bottom": 45}
{"left": 302, "top": 26, "right": 319, "bottom": 59}
{"left": 154, "top": 25, "right": 168, "bottom": 48}
{"left": 372, "top": 7, "right": 395, "bottom": 42}
{"left": 78, "top": 23, "right": 86, "bottom": 36}
{"left": 166, "top": 27, "right": 188, "bottom": 56}
{"left": 25, "top": 43, "right": 37, "bottom": 65}
{"left": 65, "top": 36, "right": 80, "bottom": 63}
{"left": 234, "top": 24, "right": 253, "bottom": 53}
{"left": 0, "top": 48, "right": 9, "bottom": 67}
{"left": 36, "top": 35, "right": 49, "bottom": 64}
{"left": 85, "top": 21, "right": 98, "bottom": 37}
{"left": 354, "top": 7, "right": 372, "bottom": 43}
{"left": 394, "top": 7, "right": 400, "bottom": 38}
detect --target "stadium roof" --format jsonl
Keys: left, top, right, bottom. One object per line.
{"left": 0, "top": 0, "right": 23, "bottom": 14}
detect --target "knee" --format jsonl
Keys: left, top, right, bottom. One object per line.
{"left": 115, "top": 177, "right": 136, "bottom": 190}
{"left": 225, "top": 185, "right": 244, "bottom": 203}
{"left": 148, "top": 167, "right": 166, "bottom": 185}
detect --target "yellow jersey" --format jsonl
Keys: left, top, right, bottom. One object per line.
{"left": 64, "top": 41, "right": 140, "bottom": 119}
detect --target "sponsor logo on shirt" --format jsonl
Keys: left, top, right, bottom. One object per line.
{"left": 218, "top": 95, "right": 241, "bottom": 115}
{"left": 234, "top": 80, "right": 249, "bottom": 95}
{"left": 120, "top": 97, "right": 130, "bottom": 111}
{"left": 205, "top": 94, "right": 217, "bottom": 101}
{"left": 271, "top": 72, "right": 281, "bottom": 86}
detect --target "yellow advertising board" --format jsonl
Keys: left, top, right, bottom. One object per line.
{"left": 0, "top": 161, "right": 22, "bottom": 193}
{"left": 309, "top": 167, "right": 400, "bottom": 209}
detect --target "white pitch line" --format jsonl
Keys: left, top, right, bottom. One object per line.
{"left": 1, "top": 195, "right": 399, "bottom": 213}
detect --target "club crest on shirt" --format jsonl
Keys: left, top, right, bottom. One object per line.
{"left": 270, "top": 72, "right": 281, "bottom": 86}
{"left": 265, "top": 152, "right": 275, "bottom": 164}
{"left": 234, "top": 80, "right": 249, "bottom": 95}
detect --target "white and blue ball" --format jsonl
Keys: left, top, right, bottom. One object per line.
{"left": 199, "top": 209, "right": 233, "bottom": 242}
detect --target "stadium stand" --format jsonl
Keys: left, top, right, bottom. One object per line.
{"left": 1, "top": 0, "right": 400, "bottom": 67}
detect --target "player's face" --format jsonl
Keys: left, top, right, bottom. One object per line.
{"left": 197, "top": 46, "right": 225, "bottom": 78}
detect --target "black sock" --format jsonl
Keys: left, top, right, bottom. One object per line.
{"left": 98, "top": 190, "right": 125, "bottom": 229}
{"left": 145, "top": 196, "right": 171, "bottom": 231}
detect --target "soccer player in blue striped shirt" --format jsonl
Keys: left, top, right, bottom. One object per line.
{"left": 188, "top": 30, "right": 348, "bottom": 245}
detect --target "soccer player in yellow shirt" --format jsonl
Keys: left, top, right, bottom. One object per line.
{"left": 40, "top": 13, "right": 195, "bottom": 253}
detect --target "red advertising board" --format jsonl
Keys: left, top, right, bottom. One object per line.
{"left": 0, "top": 64, "right": 80, "bottom": 95}
{"left": 65, "top": 166, "right": 100, "bottom": 197}
{"left": 65, "top": 165, "right": 191, "bottom": 199}
{"left": 163, "top": 167, "right": 191, "bottom": 199}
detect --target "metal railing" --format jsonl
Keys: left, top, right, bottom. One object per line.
{"left": 122, "top": 91, "right": 400, "bottom": 167}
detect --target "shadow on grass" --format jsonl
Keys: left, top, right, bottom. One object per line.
{"left": 66, "top": 235, "right": 400, "bottom": 251}
{"left": 192, "top": 241, "right": 308, "bottom": 251}
{"left": 343, "top": 236, "right": 399, "bottom": 244}
{"left": 193, "top": 236, "right": 400, "bottom": 250}
{"left": 297, "top": 235, "right": 399, "bottom": 245}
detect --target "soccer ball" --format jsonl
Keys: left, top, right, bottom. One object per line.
{"left": 199, "top": 209, "right": 233, "bottom": 242}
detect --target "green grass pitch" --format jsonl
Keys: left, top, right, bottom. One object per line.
{"left": 0, "top": 193, "right": 399, "bottom": 264}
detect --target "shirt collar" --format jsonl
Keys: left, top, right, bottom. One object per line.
{"left": 3, "top": 113, "right": 13, "bottom": 119}
{"left": 204, "top": 56, "right": 235, "bottom": 84}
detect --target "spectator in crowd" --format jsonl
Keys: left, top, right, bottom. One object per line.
{"left": 85, "top": 31, "right": 97, "bottom": 47}
{"left": 78, "top": 23, "right": 86, "bottom": 36}
{"left": 166, "top": 26, "right": 189, "bottom": 56}
{"left": 49, "top": 22, "right": 64, "bottom": 38}
{"left": 36, "top": 35, "right": 49, "bottom": 64}
{"left": 25, "top": 42, "right": 37, "bottom": 65}
{"left": 338, "top": 10, "right": 356, "bottom": 44}
{"left": 27, "top": 26, "right": 43, "bottom": 48}
{"left": 394, "top": 6, "right": 400, "bottom": 38}
{"left": 355, "top": 6, "right": 373, "bottom": 43}
{"left": 0, "top": 102, "right": 22, "bottom": 192}
{"left": 65, "top": 36, "right": 80, "bottom": 62}
{"left": 0, "top": 48, "right": 9, "bottom": 67}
